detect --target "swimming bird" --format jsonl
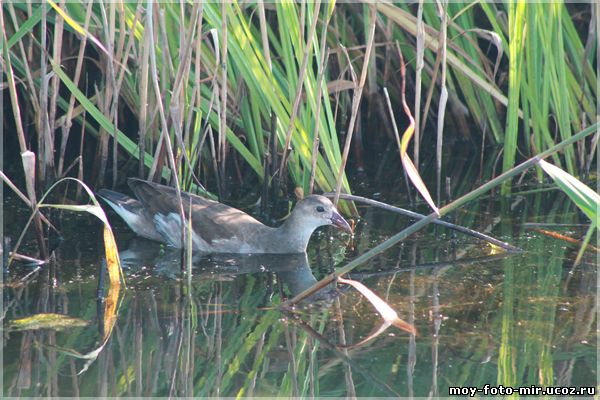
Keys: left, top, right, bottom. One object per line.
{"left": 98, "top": 178, "right": 351, "bottom": 253}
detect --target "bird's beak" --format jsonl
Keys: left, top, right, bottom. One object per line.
{"left": 330, "top": 209, "right": 352, "bottom": 233}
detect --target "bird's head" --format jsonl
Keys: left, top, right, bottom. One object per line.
{"left": 292, "top": 195, "right": 352, "bottom": 233}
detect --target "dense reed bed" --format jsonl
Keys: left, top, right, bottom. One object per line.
{"left": 2, "top": 2, "right": 597, "bottom": 218}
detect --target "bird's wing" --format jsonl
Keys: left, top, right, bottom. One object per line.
{"left": 128, "top": 178, "right": 266, "bottom": 246}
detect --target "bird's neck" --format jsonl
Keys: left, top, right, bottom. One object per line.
{"left": 272, "top": 213, "right": 316, "bottom": 253}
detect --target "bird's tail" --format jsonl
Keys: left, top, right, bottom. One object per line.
{"left": 97, "top": 189, "right": 163, "bottom": 242}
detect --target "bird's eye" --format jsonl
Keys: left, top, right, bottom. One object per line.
{"left": 316, "top": 206, "right": 325, "bottom": 213}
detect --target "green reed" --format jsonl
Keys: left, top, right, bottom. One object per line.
{"left": 3, "top": 2, "right": 595, "bottom": 207}
{"left": 375, "top": 2, "right": 595, "bottom": 189}
{"left": 2, "top": 2, "right": 354, "bottom": 210}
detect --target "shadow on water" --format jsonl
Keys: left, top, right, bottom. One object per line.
{"left": 2, "top": 148, "right": 597, "bottom": 396}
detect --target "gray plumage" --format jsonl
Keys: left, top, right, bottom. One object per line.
{"left": 98, "top": 178, "right": 351, "bottom": 254}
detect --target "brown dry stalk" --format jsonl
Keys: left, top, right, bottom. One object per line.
{"left": 333, "top": 6, "right": 377, "bottom": 206}
{"left": 309, "top": 9, "right": 331, "bottom": 194}
{"left": 58, "top": 0, "right": 93, "bottom": 177}
{"left": 534, "top": 229, "right": 599, "bottom": 253}
{"left": 279, "top": 0, "right": 322, "bottom": 181}
{"left": 218, "top": 1, "right": 228, "bottom": 194}
{"left": 413, "top": 0, "right": 424, "bottom": 168}
{"left": 0, "top": 5, "right": 28, "bottom": 154}
{"left": 146, "top": 2, "right": 186, "bottom": 264}
{"left": 435, "top": 0, "right": 449, "bottom": 205}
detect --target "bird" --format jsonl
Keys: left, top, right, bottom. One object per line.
{"left": 97, "top": 178, "right": 352, "bottom": 254}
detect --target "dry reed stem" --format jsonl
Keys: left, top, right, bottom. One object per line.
{"left": 383, "top": 85, "right": 412, "bottom": 200}
{"left": 377, "top": 3, "right": 509, "bottom": 109}
{"left": 98, "top": 2, "right": 120, "bottom": 188}
{"left": 139, "top": 3, "right": 151, "bottom": 178}
{"left": 398, "top": 43, "right": 439, "bottom": 214}
{"left": 194, "top": 55, "right": 221, "bottom": 184}
{"left": 0, "top": 7, "right": 47, "bottom": 252}
{"left": 172, "top": 3, "right": 200, "bottom": 102}
{"left": 207, "top": 125, "right": 221, "bottom": 194}
{"left": 76, "top": 110, "right": 87, "bottom": 199}
{"left": 309, "top": 8, "right": 332, "bottom": 194}
{"left": 48, "top": 0, "right": 65, "bottom": 149}
{"left": 413, "top": 0, "right": 424, "bottom": 169}
{"left": 109, "top": 3, "right": 120, "bottom": 188}
{"left": 21, "top": 152, "right": 47, "bottom": 257}
{"left": 584, "top": 128, "right": 599, "bottom": 178}
{"left": 435, "top": 0, "right": 448, "bottom": 205}
{"left": 183, "top": 5, "right": 205, "bottom": 189}
{"left": 6, "top": 4, "right": 40, "bottom": 116}
{"left": 418, "top": 20, "right": 499, "bottom": 140}
{"left": 383, "top": 88, "right": 402, "bottom": 163}
{"left": 57, "top": 0, "right": 93, "bottom": 177}
{"left": 117, "top": 5, "right": 140, "bottom": 89}
{"left": 219, "top": 1, "right": 228, "bottom": 195}
{"left": 260, "top": 131, "right": 272, "bottom": 214}
{"left": 328, "top": 41, "right": 394, "bottom": 55}
{"left": 329, "top": 192, "right": 520, "bottom": 252}
{"left": 93, "top": 1, "right": 115, "bottom": 189}
{"left": 333, "top": 6, "right": 376, "bottom": 206}
{"left": 340, "top": 45, "right": 357, "bottom": 86}
{"left": 419, "top": 45, "right": 441, "bottom": 137}
{"left": 0, "top": 6, "right": 28, "bottom": 154}
{"left": 309, "top": 58, "right": 329, "bottom": 193}
{"left": 279, "top": 0, "right": 322, "bottom": 181}
{"left": 114, "top": 4, "right": 127, "bottom": 76}
{"left": 198, "top": 31, "right": 222, "bottom": 192}
{"left": 158, "top": 9, "right": 174, "bottom": 76}
{"left": 146, "top": 1, "right": 186, "bottom": 260}
{"left": 170, "top": 4, "right": 202, "bottom": 185}
{"left": 258, "top": 1, "right": 272, "bottom": 72}
{"left": 39, "top": 1, "right": 52, "bottom": 185}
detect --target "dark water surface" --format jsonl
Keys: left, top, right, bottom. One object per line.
{"left": 2, "top": 158, "right": 597, "bottom": 397}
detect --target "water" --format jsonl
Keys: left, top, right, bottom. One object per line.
{"left": 2, "top": 158, "right": 597, "bottom": 397}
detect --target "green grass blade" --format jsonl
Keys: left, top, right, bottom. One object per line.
{"left": 538, "top": 160, "right": 599, "bottom": 223}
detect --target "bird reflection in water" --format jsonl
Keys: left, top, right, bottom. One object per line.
{"left": 118, "top": 238, "right": 336, "bottom": 302}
